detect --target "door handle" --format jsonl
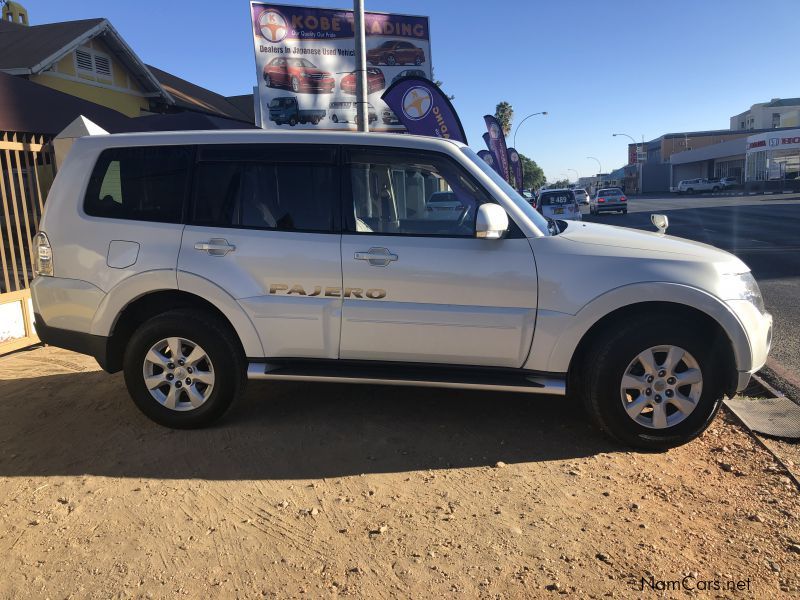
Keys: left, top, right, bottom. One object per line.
{"left": 194, "top": 238, "right": 236, "bottom": 256}
{"left": 354, "top": 247, "right": 398, "bottom": 267}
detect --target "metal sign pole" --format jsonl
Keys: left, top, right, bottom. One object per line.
{"left": 353, "top": 0, "right": 369, "bottom": 132}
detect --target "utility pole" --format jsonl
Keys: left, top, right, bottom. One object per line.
{"left": 353, "top": 0, "right": 369, "bottom": 132}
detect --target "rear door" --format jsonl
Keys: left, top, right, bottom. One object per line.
{"left": 178, "top": 144, "right": 342, "bottom": 359}
{"left": 339, "top": 146, "right": 538, "bottom": 368}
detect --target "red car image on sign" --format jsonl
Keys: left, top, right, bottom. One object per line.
{"left": 263, "top": 57, "right": 335, "bottom": 94}
{"left": 366, "top": 40, "right": 426, "bottom": 66}
{"left": 340, "top": 68, "right": 385, "bottom": 95}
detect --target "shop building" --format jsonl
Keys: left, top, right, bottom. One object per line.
{"left": 745, "top": 128, "right": 800, "bottom": 191}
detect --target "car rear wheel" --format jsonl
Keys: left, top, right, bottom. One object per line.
{"left": 331, "top": 114, "right": 339, "bottom": 123}
{"left": 576, "top": 316, "right": 726, "bottom": 449}
{"left": 123, "top": 309, "right": 245, "bottom": 428}
{"left": 687, "top": 188, "right": 694, "bottom": 194}
{"left": 387, "top": 54, "right": 396, "bottom": 66}
{"left": 414, "top": 56, "right": 422, "bottom": 65}
{"left": 289, "top": 116, "right": 298, "bottom": 126}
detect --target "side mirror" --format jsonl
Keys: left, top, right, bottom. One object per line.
{"left": 476, "top": 204, "right": 509, "bottom": 239}
{"left": 651, "top": 213, "right": 669, "bottom": 234}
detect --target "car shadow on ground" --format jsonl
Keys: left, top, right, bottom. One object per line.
{"left": 0, "top": 370, "right": 624, "bottom": 480}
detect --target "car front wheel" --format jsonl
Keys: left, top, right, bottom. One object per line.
{"left": 123, "top": 309, "right": 245, "bottom": 428}
{"left": 576, "top": 316, "right": 726, "bottom": 449}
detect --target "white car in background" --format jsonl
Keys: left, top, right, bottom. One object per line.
{"left": 573, "top": 188, "right": 589, "bottom": 205}
{"left": 537, "top": 189, "right": 581, "bottom": 221}
{"left": 675, "top": 178, "right": 721, "bottom": 194}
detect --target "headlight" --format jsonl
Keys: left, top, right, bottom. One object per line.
{"left": 720, "top": 272, "right": 764, "bottom": 313}
{"left": 300, "top": 73, "right": 309, "bottom": 77}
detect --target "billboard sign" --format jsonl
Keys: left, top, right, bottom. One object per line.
{"left": 250, "top": 2, "right": 432, "bottom": 131}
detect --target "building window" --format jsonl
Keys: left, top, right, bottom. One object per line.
{"left": 75, "top": 47, "right": 114, "bottom": 80}
{"left": 772, "top": 113, "right": 781, "bottom": 128}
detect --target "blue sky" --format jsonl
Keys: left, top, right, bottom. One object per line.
{"left": 28, "top": 0, "right": 800, "bottom": 181}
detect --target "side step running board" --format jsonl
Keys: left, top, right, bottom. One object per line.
{"left": 247, "top": 362, "right": 566, "bottom": 396}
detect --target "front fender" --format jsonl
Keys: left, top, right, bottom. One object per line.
{"left": 524, "top": 282, "right": 752, "bottom": 374}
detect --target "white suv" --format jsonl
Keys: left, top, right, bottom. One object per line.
{"left": 31, "top": 130, "right": 773, "bottom": 449}
{"left": 675, "top": 178, "right": 721, "bottom": 194}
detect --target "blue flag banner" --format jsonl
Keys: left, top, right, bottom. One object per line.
{"left": 507, "top": 147, "right": 523, "bottom": 192}
{"left": 482, "top": 132, "right": 503, "bottom": 177}
{"left": 477, "top": 149, "right": 495, "bottom": 169}
{"left": 483, "top": 115, "right": 510, "bottom": 182}
{"left": 381, "top": 76, "right": 467, "bottom": 143}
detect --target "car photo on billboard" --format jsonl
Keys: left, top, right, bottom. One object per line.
{"left": 367, "top": 40, "right": 426, "bottom": 66}
{"left": 268, "top": 96, "right": 326, "bottom": 126}
{"left": 263, "top": 57, "right": 335, "bottom": 94}
{"left": 339, "top": 68, "right": 385, "bottom": 95}
{"left": 391, "top": 69, "right": 427, "bottom": 85}
{"left": 328, "top": 101, "right": 377, "bottom": 124}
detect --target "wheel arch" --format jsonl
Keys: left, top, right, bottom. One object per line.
{"left": 90, "top": 271, "right": 263, "bottom": 373}
{"left": 528, "top": 283, "right": 751, "bottom": 392}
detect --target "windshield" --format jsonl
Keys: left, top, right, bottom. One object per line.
{"left": 461, "top": 147, "right": 550, "bottom": 236}
{"left": 286, "top": 58, "right": 316, "bottom": 67}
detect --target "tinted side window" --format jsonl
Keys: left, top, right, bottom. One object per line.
{"left": 84, "top": 146, "right": 192, "bottom": 222}
{"left": 193, "top": 162, "right": 336, "bottom": 232}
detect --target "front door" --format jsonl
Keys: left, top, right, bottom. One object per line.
{"left": 178, "top": 144, "right": 342, "bottom": 359}
{"left": 339, "top": 147, "right": 538, "bottom": 368}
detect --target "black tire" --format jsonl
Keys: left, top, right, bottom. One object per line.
{"left": 387, "top": 54, "right": 396, "bottom": 66}
{"left": 414, "top": 56, "right": 422, "bottom": 65}
{"left": 123, "top": 309, "right": 245, "bottom": 429}
{"left": 331, "top": 114, "right": 339, "bottom": 123}
{"left": 687, "top": 188, "right": 694, "bottom": 194}
{"left": 576, "top": 316, "right": 726, "bottom": 450}
{"left": 712, "top": 186, "right": 720, "bottom": 192}
{"left": 264, "top": 73, "right": 271, "bottom": 87}
{"left": 291, "top": 76, "right": 300, "bottom": 93}
{"left": 289, "top": 116, "right": 297, "bottom": 126}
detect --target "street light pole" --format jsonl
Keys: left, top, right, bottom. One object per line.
{"left": 512, "top": 111, "right": 548, "bottom": 149}
{"left": 586, "top": 156, "right": 602, "bottom": 174}
{"left": 567, "top": 168, "right": 579, "bottom": 181}
{"left": 612, "top": 132, "right": 640, "bottom": 163}
{"left": 353, "top": 0, "right": 368, "bottom": 132}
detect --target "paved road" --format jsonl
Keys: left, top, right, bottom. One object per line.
{"left": 581, "top": 194, "right": 800, "bottom": 392}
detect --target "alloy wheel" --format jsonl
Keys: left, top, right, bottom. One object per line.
{"left": 620, "top": 345, "right": 703, "bottom": 429}
{"left": 142, "top": 337, "right": 215, "bottom": 412}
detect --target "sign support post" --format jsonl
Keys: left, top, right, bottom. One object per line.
{"left": 353, "top": 0, "right": 369, "bottom": 132}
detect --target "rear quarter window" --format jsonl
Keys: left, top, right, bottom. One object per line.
{"left": 84, "top": 146, "right": 193, "bottom": 223}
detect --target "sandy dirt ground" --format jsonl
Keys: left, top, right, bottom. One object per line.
{"left": 0, "top": 346, "right": 798, "bottom": 599}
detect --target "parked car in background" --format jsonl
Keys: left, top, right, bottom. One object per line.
{"left": 268, "top": 97, "right": 326, "bottom": 126}
{"left": 328, "top": 101, "right": 377, "bottom": 124}
{"left": 381, "top": 108, "right": 401, "bottom": 125}
{"left": 340, "top": 68, "right": 385, "bottom": 95}
{"left": 425, "top": 191, "right": 466, "bottom": 220}
{"left": 573, "top": 188, "right": 589, "bottom": 205}
{"left": 675, "top": 178, "right": 721, "bottom": 194}
{"left": 590, "top": 188, "right": 628, "bottom": 215}
{"left": 263, "top": 57, "right": 334, "bottom": 93}
{"left": 367, "top": 40, "right": 426, "bottom": 66}
{"left": 537, "top": 189, "right": 581, "bottom": 221}
{"left": 720, "top": 176, "right": 738, "bottom": 189}
{"left": 391, "top": 68, "right": 427, "bottom": 85}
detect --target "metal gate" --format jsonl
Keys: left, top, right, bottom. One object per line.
{"left": 0, "top": 132, "right": 57, "bottom": 355}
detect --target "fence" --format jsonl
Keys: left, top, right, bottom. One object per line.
{"left": 0, "top": 132, "right": 57, "bottom": 354}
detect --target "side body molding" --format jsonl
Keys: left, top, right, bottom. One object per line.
{"left": 89, "top": 269, "right": 264, "bottom": 358}
{"left": 525, "top": 282, "right": 753, "bottom": 374}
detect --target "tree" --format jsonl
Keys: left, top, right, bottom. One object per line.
{"left": 518, "top": 152, "right": 546, "bottom": 191}
{"left": 494, "top": 102, "right": 514, "bottom": 136}
{"left": 551, "top": 179, "right": 570, "bottom": 188}
{"left": 430, "top": 68, "right": 454, "bottom": 101}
